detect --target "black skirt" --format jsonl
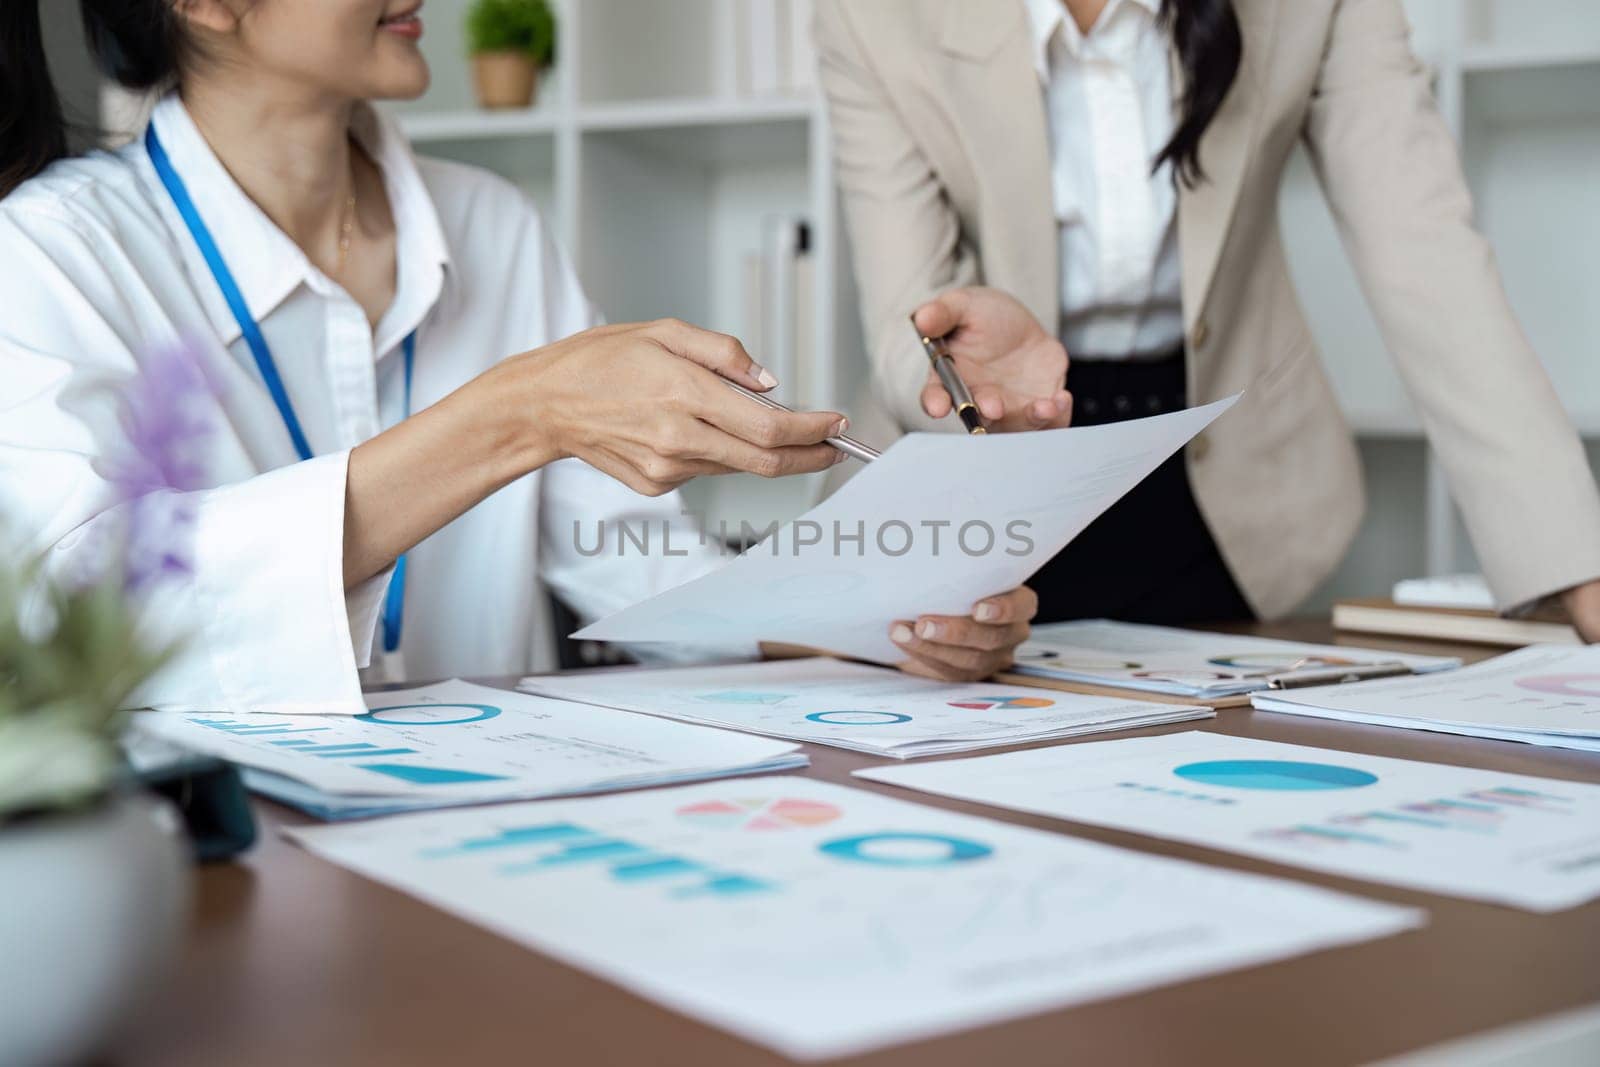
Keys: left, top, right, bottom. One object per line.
{"left": 1029, "top": 350, "right": 1255, "bottom": 625}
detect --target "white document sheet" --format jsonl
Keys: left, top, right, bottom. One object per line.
{"left": 1251, "top": 645, "right": 1600, "bottom": 752}
{"left": 286, "top": 777, "right": 1420, "bottom": 1060}
{"left": 858, "top": 732, "right": 1600, "bottom": 912}
{"left": 1014, "top": 620, "right": 1460, "bottom": 697}
{"left": 521, "top": 658, "right": 1210, "bottom": 758}
{"left": 134, "top": 680, "right": 804, "bottom": 820}
{"left": 576, "top": 396, "right": 1238, "bottom": 662}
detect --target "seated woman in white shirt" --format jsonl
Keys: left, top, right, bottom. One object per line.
{"left": 0, "top": 0, "right": 1037, "bottom": 717}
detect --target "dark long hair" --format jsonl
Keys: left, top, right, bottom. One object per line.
{"left": 1155, "top": 0, "right": 1243, "bottom": 187}
{"left": 0, "top": 1, "right": 184, "bottom": 197}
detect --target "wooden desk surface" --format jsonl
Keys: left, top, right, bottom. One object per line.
{"left": 119, "top": 622, "right": 1600, "bottom": 1067}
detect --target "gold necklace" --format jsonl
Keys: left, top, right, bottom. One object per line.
{"left": 335, "top": 189, "right": 357, "bottom": 276}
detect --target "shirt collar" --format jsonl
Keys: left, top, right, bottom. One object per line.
{"left": 143, "top": 93, "right": 451, "bottom": 351}
{"left": 1023, "top": 0, "right": 1160, "bottom": 79}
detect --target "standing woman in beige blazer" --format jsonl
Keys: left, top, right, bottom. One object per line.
{"left": 816, "top": 0, "right": 1600, "bottom": 640}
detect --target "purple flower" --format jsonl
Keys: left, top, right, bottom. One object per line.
{"left": 104, "top": 338, "right": 222, "bottom": 594}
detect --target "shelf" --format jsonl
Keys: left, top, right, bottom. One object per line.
{"left": 397, "top": 107, "right": 560, "bottom": 142}
{"left": 577, "top": 95, "right": 815, "bottom": 132}
{"left": 1461, "top": 42, "right": 1600, "bottom": 73}
{"left": 391, "top": 96, "right": 814, "bottom": 147}
{"left": 580, "top": 97, "right": 814, "bottom": 170}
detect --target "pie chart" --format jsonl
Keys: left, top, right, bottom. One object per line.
{"left": 1516, "top": 674, "right": 1600, "bottom": 698}
{"left": 676, "top": 797, "right": 843, "bottom": 832}
{"left": 947, "top": 695, "right": 1056, "bottom": 711}
{"left": 1174, "top": 760, "right": 1379, "bottom": 791}
{"left": 1208, "top": 653, "right": 1357, "bottom": 671}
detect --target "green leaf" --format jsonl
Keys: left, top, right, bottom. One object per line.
{"left": 466, "top": 0, "right": 558, "bottom": 63}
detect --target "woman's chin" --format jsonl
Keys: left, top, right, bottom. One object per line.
{"left": 365, "top": 62, "right": 432, "bottom": 103}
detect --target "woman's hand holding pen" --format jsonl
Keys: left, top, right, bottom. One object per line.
{"left": 489, "top": 318, "right": 847, "bottom": 496}
{"left": 344, "top": 319, "right": 842, "bottom": 588}
{"left": 913, "top": 287, "right": 1074, "bottom": 432}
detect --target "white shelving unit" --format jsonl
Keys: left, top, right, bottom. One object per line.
{"left": 1280, "top": 0, "right": 1600, "bottom": 597}
{"left": 387, "top": 0, "right": 857, "bottom": 535}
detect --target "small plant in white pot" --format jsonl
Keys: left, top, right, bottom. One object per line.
{"left": 467, "top": 0, "right": 557, "bottom": 109}
{"left": 0, "top": 341, "right": 216, "bottom": 1066}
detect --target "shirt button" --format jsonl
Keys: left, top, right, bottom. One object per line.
{"left": 1192, "top": 319, "right": 1210, "bottom": 349}
{"left": 1191, "top": 432, "right": 1211, "bottom": 462}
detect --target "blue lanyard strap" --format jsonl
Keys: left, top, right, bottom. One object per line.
{"left": 148, "top": 123, "right": 415, "bottom": 652}
{"left": 381, "top": 334, "right": 415, "bottom": 653}
{"left": 146, "top": 125, "right": 316, "bottom": 462}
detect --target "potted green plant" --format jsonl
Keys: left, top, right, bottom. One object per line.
{"left": 0, "top": 341, "right": 212, "bottom": 1065}
{"left": 466, "top": 0, "right": 558, "bottom": 110}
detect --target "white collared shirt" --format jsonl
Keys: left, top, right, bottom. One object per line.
{"left": 0, "top": 94, "right": 734, "bottom": 716}
{"left": 1023, "top": 0, "right": 1184, "bottom": 359}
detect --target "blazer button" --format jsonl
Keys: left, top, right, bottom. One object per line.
{"left": 1192, "top": 319, "right": 1210, "bottom": 349}
{"left": 1191, "top": 432, "right": 1211, "bottom": 462}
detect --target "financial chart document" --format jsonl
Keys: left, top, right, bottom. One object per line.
{"left": 1014, "top": 619, "right": 1460, "bottom": 697}
{"left": 133, "top": 680, "right": 803, "bottom": 818}
{"left": 288, "top": 777, "right": 1419, "bottom": 1060}
{"left": 1252, "top": 645, "right": 1600, "bottom": 751}
{"left": 523, "top": 658, "right": 1209, "bottom": 758}
{"left": 576, "top": 396, "right": 1238, "bottom": 663}
{"left": 860, "top": 732, "right": 1600, "bottom": 912}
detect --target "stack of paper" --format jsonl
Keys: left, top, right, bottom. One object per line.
{"left": 1251, "top": 645, "right": 1600, "bottom": 752}
{"left": 1013, "top": 620, "right": 1460, "bottom": 698}
{"left": 133, "top": 680, "right": 805, "bottom": 820}
{"left": 288, "top": 778, "right": 1421, "bottom": 1060}
{"left": 521, "top": 658, "right": 1209, "bottom": 759}
{"left": 859, "top": 732, "right": 1600, "bottom": 912}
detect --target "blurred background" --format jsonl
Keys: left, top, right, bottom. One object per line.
{"left": 43, "top": 0, "right": 1600, "bottom": 614}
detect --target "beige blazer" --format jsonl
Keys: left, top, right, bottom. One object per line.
{"left": 816, "top": 0, "right": 1600, "bottom": 618}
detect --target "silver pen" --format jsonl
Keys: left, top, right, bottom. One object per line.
{"left": 721, "top": 379, "right": 880, "bottom": 463}
{"left": 912, "top": 314, "right": 987, "bottom": 435}
{"left": 1265, "top": 661, "right": 1414, "bottom": 690}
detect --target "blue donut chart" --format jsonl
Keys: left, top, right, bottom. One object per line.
{"left": 818, "top": 832, "right": 993, "bottom": 866}
{"left": 804, "top": 710, "right": 913, "bottom": 726}
{"left": 358, "top": 702, "right": 503, "bottom": 727}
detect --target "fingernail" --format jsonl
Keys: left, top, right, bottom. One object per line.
{"left": 832, "top": 418, "right": 849, "bottom": 436}
{"left": 754, "top": 366, "right": 779, "bottom": 389}
{"left": 891, "top": 624, "right": 913, "bottom": 643}
{"left": 832, "top": 449, "right": 848, "bottom": 464}
{"left": 975, "top": 603, "right": 1000, "bottom": 622}
{"left": 919, "top": 621, "right": 941, "bottom": 640}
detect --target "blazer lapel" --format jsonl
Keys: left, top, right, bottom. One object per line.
{"left": 938, "top": 0, "right": 1060, "bottom": 334}
{"left": 1176, "top": 0, "right": 1281, "bottom": 334}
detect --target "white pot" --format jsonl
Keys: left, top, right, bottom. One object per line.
{"left": 0, "top": 793, "right": 191, "bottom": 1067}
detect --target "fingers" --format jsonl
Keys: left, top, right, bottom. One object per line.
{"left": 903, "top": 615, "right": 1031, "bottom": 655}
{"left": 690, "top": 430, "right": 844, "bottom": 480}
{"left": 911, "top": 289, "right": 975, "bottom": 342}
{"left": 921, "top": 368, "right": 953, "bottom": 419}
{"left": 971, "top": 586, "right": 1039, "bottom": 625}
{"left": 695, "top": 378, "right": 848, "bottom": 450}
{"left": 641, "top": 318, "right": 778, "bottom": 392}
{"left": 973, "top": 385, "right": 1006, "bottom": 422}
{"left": 1026, "top": 390, "right": 1074, "bottom": 429}
{"left": 889, "top": 623, "right": 1017, "bottom": 682}
{"left": 634, "top": 411, "right": 843, "bottom": 484}
{"left": 888, "top": 588, "right": 1036, "bottom": 681}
